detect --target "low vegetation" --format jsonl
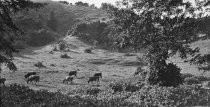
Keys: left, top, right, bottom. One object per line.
{"left": 60, "top": 53, "right": 71, "bottom": 58}
{"left": 2, "top": 81, "right": 210, "bottom": 107}
{"left": 84, "top": 48, "right": 92, "bottom": 53}
{"left": 34, "top": 62, "right": 46, "bottom": 68}
{"left": 70, "top": 21, "right": 116, "bottom": 50}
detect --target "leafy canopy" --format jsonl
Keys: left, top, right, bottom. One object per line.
{"left": 0, "top": 0, "right": 45, "bottom": 71}
{"left": 109, "top": 0, "right": 210, "bottom": 86}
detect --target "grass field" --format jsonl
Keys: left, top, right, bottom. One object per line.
{"left": 1, "top": 36, "right": 209, "bottom": 92}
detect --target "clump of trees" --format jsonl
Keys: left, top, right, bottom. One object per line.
{"left": 109, "top": 0, "right": 210, "bottom": 86}
{"left": 100, "top": 3, "right": 117, "bottom": 12}
{"left": 0, "top": 0, "right": 45, "bottom": 71}
{"left": 59, "top": 1, "right": 69, "bottom": 5}
{"left": 75, "top": 1, "right": 89, "bottom": 7}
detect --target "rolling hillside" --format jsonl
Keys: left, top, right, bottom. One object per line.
{"left": 13, "top": 0, "right": 108, "bottom": 47}
{"left": 1, "top": 1, "right": 210, "bottom": 106}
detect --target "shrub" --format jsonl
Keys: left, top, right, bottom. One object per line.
{"left": 34, "top": 62, "right": 46, "bottom": 68}
{"left": 49, "top": 51, "right": 54, "bottom": 54}
{"left": 127, "top": 85, "right": 210, "bottom": 107}
{"left": 50, "top": 64, "right": 56, "bottom": 67}
{"left": 101, "top": 17, "right": 106, "bottom": 21}
{"left": 53, "top": 47, "right": 58, "bottom": 51}
{"left": 124, "top": 83, "right": 141, "bottom": 92}
{"left": 147, "top": 63, "right": 183, "bottom": 87}
{"left": 60, "top": 54, "right": 71, "bottom": 58}
{"left": 70, "top": 21, "right": 115, "bottom": 50}
{"left": 84, "top": 48, "right": 92, "bottom": 53}
{"left": 59, "top": 42, "right": 66, "bottom": 51}
{"left": 86, "top": 88, "right": 101, "bottom": 95}
{"left": 109, "top": 82, "right": 124, "bottom": 92}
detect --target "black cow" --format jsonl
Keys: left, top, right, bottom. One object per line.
{"left": 27, "top": 75, "right": 40, "bottom": 84}
{"left": 0, "top": 78, "right": 6, "bottom": 85}
{"left": 93, "top": 73, "right": 102, "bottom": 78}
{"left": 25, "top": 72, "right": 37, "bottom": 79}
{"left": 88, "top": 76, "right": 100, "bottom": 83}
{"left": 69, "top": 69, "right": 79, "bottom": 77}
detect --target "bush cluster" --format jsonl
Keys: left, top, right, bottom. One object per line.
{"left": 34, "top": 62, "right": 46, "bottom": 68}
{"left": 60, "top": 53, "right": 71, "bottom": 58}
{"left": 59, "top": 42, "right": 67, "bottom": 51}
{"left": 70, "top": 21, "right": 116, "bottom": 50}
{"left": 109, "top": 82, "right": 143, "bottom": 93}
{"left": 84, "top": 48, "right": 92, "bottom": 53}
{"left": 1, "top": 83, "right": 210, "bottom": 107}
{"left": 1, "top": 84, "right": 74, "bottom": 107}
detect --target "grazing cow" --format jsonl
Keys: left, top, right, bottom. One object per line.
{"left": 88, "top": 76, "right": 100, "bottom": 83}
{"left": 69, "top": 69, "right": 79, "bottom": 77}
{"left": 63, "top": 76, "right": 74, "bottom": 84}
{"left": 0, "top": 78, "right": 6, "bottom": 85}
{"left": 27, "top": 75, "right": 40, "bottom": 84}
{"left": 25, "top": 72, "right": 37, "bottom": 79}
{"left": 93, "top": 73, "right": 102, "bottom": 78}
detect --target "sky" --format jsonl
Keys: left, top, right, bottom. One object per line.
{"left": 52, "top": 0, "right": 118, "bottom": 7}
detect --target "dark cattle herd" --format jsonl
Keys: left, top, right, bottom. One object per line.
{"left": 0, "top": 69, "right": 103, "bottom": 86}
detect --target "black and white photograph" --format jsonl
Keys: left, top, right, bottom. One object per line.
{"left": 0, "top": 0, "right": 210, "bottom": 106}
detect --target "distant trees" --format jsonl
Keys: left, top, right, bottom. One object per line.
{"left": 75, "top": 1, "right": 89, "bottom": 7}
{"left": 59, "top": 1, "right": 69, "bottom": 5}
{"left": 100, "top": 3, "right": 116, "bottom": 11}
{"left": 110, "top": 0, "right": 210, "bottom": 86}
{"left": 90, "top": 4, "right": 97, "bottom": 9}
{"left": 0, "top": 0, "right": 45, "bottom": 71}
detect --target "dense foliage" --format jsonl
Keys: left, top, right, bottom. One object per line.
{"left": 71, "top": 21, "right": 117, "bottom": 49}
{"left": 0, "top": 0, "right": 45, "bottom": 71}
{"left": 75, "top": 1, "right": 89, "bottom": 7}
{"left": 1, "top": 76, "right": 210, "bottom": 107}
{"left": 58, "top": 1, "right": 69, "bottom": 5}
{"left": 67, "top": 78, "right": 210, "bottom": 107}
{"left": 109, "top": 0, "right": 210, "bottom": 86}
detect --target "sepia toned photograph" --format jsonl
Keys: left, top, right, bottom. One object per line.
{"left": 0, "top": 0, "right": 210, "bottom": 106}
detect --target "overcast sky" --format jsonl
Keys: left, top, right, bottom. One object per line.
{"left": 52, "top": 0, "right": 118, "bottom": 7}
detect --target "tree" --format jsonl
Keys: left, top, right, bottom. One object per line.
{"left": 75, "top": 1, "right": 89, "bottom": 7}
{"left": 110, "top": 0, "right": 210, "bottom": 86}
{"left": 100, "top": 3, "right": 116, "bottom": 11}
{"left": 90, "top": 4, "right": 97, "bottom": 9}
{"left": 0, "top": 0, "right": 45, "bottom": 71}
{"left": 59, "top": 1, "right": 69, "bottom": 5}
